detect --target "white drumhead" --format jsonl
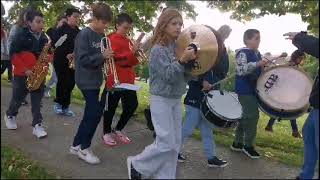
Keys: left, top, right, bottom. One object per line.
{"left": 257, "top": 66, "right": 313, "bottom": 111}
{"left": 206, "top": 90, "right": 242, "bottom": 120}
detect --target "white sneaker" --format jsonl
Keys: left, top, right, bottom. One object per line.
{"left": 44, "top": 90, "right": 51, "bottom": 98}
{"left": 77, "top": 148, "right": 100, "bottom": 164}
{"left": 69, "top": 145, "right": 80, "bottom": 155}
{"left": 4, "top": 115, "right": 17, "bottom": 130}
{"left": 32, "top": 123, "right": 47, "bottom": 138}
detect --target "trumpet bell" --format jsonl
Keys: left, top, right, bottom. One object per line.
{"left": 176, "top": 24, "right": 219, "bottom": 76}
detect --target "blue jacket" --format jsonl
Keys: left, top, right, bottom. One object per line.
{"left": 235, "top": 48, "right": 262, "bottom": 95}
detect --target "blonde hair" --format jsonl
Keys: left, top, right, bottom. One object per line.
{"left": 151, "top": 8, "right": 182, "bottom": 46}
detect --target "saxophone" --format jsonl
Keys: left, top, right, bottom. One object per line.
{"left": 26, "top": 42, "right": 51, "bottom": 91}
{"left": 67, "top": 53, "right": 75, "bottom": 69}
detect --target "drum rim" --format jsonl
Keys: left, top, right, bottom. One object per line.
{"left": 200, "top": 105, "right": 238, "bottom": 128}
{"left": 203, "top": 91, "right": 242, "bottom": 121}
{"left": 257, "top": 95, "right": 310, "bottom": 119}
{"left": 256, "top": 65, "right": 313, "bottom": 112}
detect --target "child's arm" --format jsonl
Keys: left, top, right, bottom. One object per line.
{"left": 293, "top": 32, "right": 319, "bottom": 59}
{"left": 235, "top": 51, "right": 258, "bottom": 76}
{"left": 110, "top": 37, "right": 139, "bottom": 67}
{"left": 149, "top": 46, "right": 184, "bottom": 84}
{"left": 75, "top": 32, "right": 104, "bottom": 68}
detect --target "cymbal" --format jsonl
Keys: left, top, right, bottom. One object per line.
{"left": 176, "top": 24, "right": 219, "bottom": 76}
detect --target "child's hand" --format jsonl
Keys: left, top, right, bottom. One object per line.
{"left": 180, "top": 47, "right": 197, "bottom": 63}
{"left": 258, "top": 57, "right": 269, "bottom": 67}
{"left": 202, "top": 80, "right": 213, "bottom": 91}
{"left": 25, "top": 69, "right": 33, "bottom": 77}
{"left": 283, "top": 32, "right": 300, "bottom": 40}
{"left": 103, "top": 49, "right": 114, "bottom": 60}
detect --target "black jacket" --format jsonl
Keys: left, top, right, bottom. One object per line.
{"left": 184, "top": 50, "right": 230, "bottom": 109}
{"left": 51, "top": 23, "right": 80, "bottom": 72}
{"left": 293, "top": 32, "right": 319, "bottom": 109}
{"left": 9, "top": 27, "right": 48, "bottom": 59}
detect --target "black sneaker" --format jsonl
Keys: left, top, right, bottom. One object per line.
{"left": 230, "top": 142, "right": 244, "bottom": 151}
{"left": 207, "top": 156, "right": 228, "bottom": 168}
{"left": 144, "top": 108, "right": 154, "bottom": 131}
{"left": 242, "top": 146, "right": 261, "bottom": 159}
{"left": 127, "top": 157, "right": 141, "bottom": 179}
{"left": 178, "top": 153, "right": 186, "bottom": 163}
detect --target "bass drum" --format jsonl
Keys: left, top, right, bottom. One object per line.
{"left": 256, "top": 65, "right": 313, "bottom": 119}
{"left": 201, "top": 90, "right": 242, "bottom": 128}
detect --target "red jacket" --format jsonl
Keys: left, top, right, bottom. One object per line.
{"left": 106, "top": 32, "right": 139, "bottom": 89}
{"left": 12, "top": 51, "right": 37, "bottom": 76}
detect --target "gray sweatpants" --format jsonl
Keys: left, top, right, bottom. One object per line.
{"left": 6, "top": 76, "right": 44, "bottom": 127}
{"left": 131, "top": 95, "right": 182, "bottom": 179}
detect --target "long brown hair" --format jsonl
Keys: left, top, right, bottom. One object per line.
{"left": 151, "top": 8, "right": 182, "bottom": 46}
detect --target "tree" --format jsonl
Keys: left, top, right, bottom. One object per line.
{"left": 207, "top": 0, "right": 319, "bottom": 35}
{"left": 6, "top": 0, "right": 197, "bottom": 34}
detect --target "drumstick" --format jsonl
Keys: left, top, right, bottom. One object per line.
{"left": 263, "top": 52, "right": 288, "bottom": 65}
{"left": 204, "top": 52, "right": 288, "bottom": 90}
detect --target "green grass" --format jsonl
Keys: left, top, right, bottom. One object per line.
{"left": 1, "top": 73, "right": 306, "bottom": 169}
{"left": 1, "top": 145, "right": 58, "bottom": 179}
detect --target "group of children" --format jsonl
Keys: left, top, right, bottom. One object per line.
{"left": 1, "top": 1, "right": 318, "bottom": 179}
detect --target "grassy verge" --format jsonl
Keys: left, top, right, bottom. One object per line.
{"left": 1, "top": 145, "right": 58, "bottom": 179}
{"left": 1, "top": 74, "right": 305, "bottom": 168}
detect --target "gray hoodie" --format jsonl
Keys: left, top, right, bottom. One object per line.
{"left": 74, "top": 27, "right": 105, "bottom": 90}
{"left": 149, "top": 42, "right": 191, "bottom": 99}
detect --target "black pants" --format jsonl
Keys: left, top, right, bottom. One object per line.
{"left": 54, "top": 66, "right": 75, "bottom": 109}
{"left": 267, "top": 117, "right": 298, "bottom": 132}
{"left": 102, "top": 89, "right": 138, "bottom": 134}
{"left": 6, "top": 76, "right": 44, "bottom": 126}
{"left": 1, "top": 60, "right": 12, "bottom": 81}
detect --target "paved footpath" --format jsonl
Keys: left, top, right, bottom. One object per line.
{"left": 1, "top": 86, "right": 301, "bottom": 179}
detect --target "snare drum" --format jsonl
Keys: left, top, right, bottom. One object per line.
{"left": 256, "top": 65, "right": 313, "bottom": 119}
{"left": 200, "top": 90, "right": 242, "bottom": 128}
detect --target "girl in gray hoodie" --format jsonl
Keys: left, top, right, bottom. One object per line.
{"left": 127, "top": 8, "right": 196, "bottom": 179}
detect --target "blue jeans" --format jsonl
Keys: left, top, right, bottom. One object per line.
{"left": 299, "top": 109, "right": 319, "bottom": 179}
{"left": 181, "top": 105, "right": 216, "bottom": 159}
{"left": 72, "top": 89, "right": 105, "bottom": 150}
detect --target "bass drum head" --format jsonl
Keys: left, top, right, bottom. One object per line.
{"left": 256, "top": 65, "right": 312, "bottom": 112}
{"left": 257, "top": 96, "right": 309, "bottom": 119}
{"left": 206, "top": 90, "right": 242, "bottom": 120}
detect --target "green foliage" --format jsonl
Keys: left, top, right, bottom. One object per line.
{"left": 208, "top": 0, "right": 319, "bottom": 35}
{"left": 6, "top": 0, "right": 197, "bottom": 34}
{"left": 301, "top": 55, "right": 319, "bottom": 79}
{"left": 6, "top": 0, "right": 75, "bottom": 30}
{"left": 134, "top": 63, "right": 149, "bottom": 82}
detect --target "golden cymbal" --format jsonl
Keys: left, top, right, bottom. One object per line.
{"left": 176, "top": 24, "right": 219, "bottom": 76}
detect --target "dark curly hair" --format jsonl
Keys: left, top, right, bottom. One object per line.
{"left": 290, "top": 49, "right": 305, "bottom": 65}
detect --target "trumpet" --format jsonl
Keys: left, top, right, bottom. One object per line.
{"left": 128, "top": 32, "right": 148, "bottom": 64}
{"left": 101, "top": 36, "right": 120, "bottom": 86}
